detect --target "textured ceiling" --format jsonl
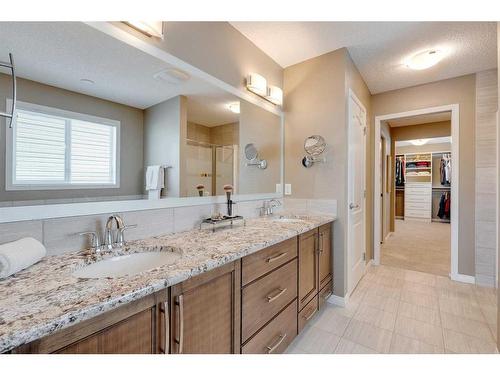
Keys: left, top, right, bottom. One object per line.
{"left": 0, "top": 22, "right": 239, "bottom": 126}
{"left": 230, "top": 22, "right": 497, "bottom": 94}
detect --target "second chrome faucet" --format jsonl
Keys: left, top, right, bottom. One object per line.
{"left": 79, "top": 214, "right": 137, "bottom": 254}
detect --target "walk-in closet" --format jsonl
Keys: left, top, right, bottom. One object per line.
{"left": 380, "top": 112, "right": 452, "bottom": 277}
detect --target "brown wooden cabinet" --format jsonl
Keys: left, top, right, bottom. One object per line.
{"left": 298, "top": 229, "right": 319, "bottom": 311}
{"left": 318, "top": 223, "right": 333, "bottom": 290}
{"left": 12, "top": 291, "right": 164, "bottom": 354}
{"left": 10, "top": 222, "right": 334, "bottom": 355}
{"left": 298, "top": 223, "right": 333, "bottom": 333}
{"left": 169, "top": 261, "right": 241, "bottom": 354}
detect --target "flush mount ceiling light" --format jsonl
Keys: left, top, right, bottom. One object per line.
{"left": 123, "top": 21, "right": 164, "bottom": 39}
{"left": 246, "top": 73, "right": 267, "bottom": 97}
{"left": 266, "top": 85, "right": 283, "bottom": 106}
{"left": 406, "top": 49, "right": 443, "bottom": 70}
{"left": 409, "top": 139, "right": 430, "bottom": 146}
{"left": 227, "top": 102, "right": 240, "bottom": 114}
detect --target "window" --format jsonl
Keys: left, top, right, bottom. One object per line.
{"left": 6, "top": 101, "right": 120, "bottom": 190}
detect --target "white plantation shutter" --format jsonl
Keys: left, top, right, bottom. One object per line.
{"left": 71, "top": 120, "right": 116, "bottom": 184}
{"left": 10, "top": 104, "right": 118, "bottom": 189}
{"left": 14, "top": 111, "right": 66, "bottom": 182}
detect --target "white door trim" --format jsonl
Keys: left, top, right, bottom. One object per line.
{"left": 347, "top": 89, "right": 367, "bottom": 294}
{"left": 374, "top": 104, "right": 461, "bottom": 280}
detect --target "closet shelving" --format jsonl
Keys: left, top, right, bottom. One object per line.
{"left": 395, "top": 151, "right": 451, "bottom": 223}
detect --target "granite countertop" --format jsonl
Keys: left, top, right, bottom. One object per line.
{"left": 0, "top": 212, "right": 336, "bottom": 352}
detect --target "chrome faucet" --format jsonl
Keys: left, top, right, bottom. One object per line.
{"left": 259, "top": 199, "right": 282, "bottom": 216}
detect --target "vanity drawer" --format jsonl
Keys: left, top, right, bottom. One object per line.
{"left": 242, "top": 259, "right": 298, "bottom": 342}
{"left": 241, "top": 300, "right": 297, "bottom": 354}
{"left": 318, "top": 280, "right": 333, "bottom": 309}
{"left": 242, "top": 237, "right": 297, "bottom": 286}
{"left": 298, "top": 294, "right": 318, "bottom": 333}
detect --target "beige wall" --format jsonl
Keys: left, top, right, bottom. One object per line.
{"left": 497, "top": 22, "right": 500, "bottom": 352}
{"left": 187, "top": 121, "right": 238, "bottom": 146}
{"left": 284, "top": 48, "right": 371, "bottom": 297}
{"left": 475, "top": 69, "right": 498, "bottom": 287}
{"left": 144, "top": 96, "right": 187, "bottom": 197}
{"left": 380, "top": 123, "right": 392, "bottom": 241}
{"left": 114, "top": 22, "right": 283, "bottom": 100}
{"left": 238, "top": 100, "right": 281, "bottom": 195}
{"left": 0, "top": 74, "right": 144, "bottom": 203}
{"left": 396, "top": 142, "right": 451, "bottom": 155}
{"left": 372, "top": 74, "right": 476, "bottom": 276}
{"left": 391, "top": 121, "right": 451, "bottom": 141}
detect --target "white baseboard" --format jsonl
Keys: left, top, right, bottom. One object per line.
{"left": 327, "top": 293, "right": 350, "bottom": 307}
{"left": 450, "top": 273, "right": 476, "bottom": 284}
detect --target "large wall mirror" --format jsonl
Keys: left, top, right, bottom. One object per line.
{"left": 0, "top": 22, "right": 282, "bottom": 221}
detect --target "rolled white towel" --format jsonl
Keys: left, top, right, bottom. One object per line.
{"left": 0, "top": 237, "right": 46, "bottom": 279}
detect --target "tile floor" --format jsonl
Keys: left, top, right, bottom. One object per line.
{"left": 286, "top": 264, "right": 498, "bottom": 354}
{"left": 381, "top": 220, "right": 451, "bottom": 276}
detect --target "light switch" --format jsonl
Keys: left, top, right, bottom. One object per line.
{"left": 276, "top": 183, "right": 283, "bottom": 193}
{"left": 285, "top": 184, "right": 292, "bottom": 195}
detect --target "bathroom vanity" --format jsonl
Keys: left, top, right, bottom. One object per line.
{"left": 3, "top": 216, "right": 334, "bottom": 354}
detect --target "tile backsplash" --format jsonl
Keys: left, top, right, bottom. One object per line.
{"left": 0, "top": 198, "right": 284, "bottom": 256}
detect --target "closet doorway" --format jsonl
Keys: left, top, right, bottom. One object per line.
{"left": 374, "top": 105, "right": 459, "bottom": 279}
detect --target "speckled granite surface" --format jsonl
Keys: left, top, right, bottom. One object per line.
{"left": 0, "top": 212, "right": 335, "bottom": 352}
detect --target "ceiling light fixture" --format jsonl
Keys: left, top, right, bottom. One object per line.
{"left": 227, "top": 102, "right": 240, "bottom": 114}
{"left": 123, "top": 21, "right": 164, "bottom": 39}
{"left": 409, "top": 139, "right": 430, "bottom": 146}
{"left": 406, "top": 49, "right": 443, "bottom": 70}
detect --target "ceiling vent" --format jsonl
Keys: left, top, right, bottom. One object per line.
{"left": 153, "top": 68, "right": 191, "bottom": 84}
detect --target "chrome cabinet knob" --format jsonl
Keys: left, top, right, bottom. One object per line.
{"left": 349, "top": 203, "right": 360, "bottom": 210}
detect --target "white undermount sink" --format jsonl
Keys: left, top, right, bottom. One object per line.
{"left": 72, "top": 251, "right": 181, "bottom": 279}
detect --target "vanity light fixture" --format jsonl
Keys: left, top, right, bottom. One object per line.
{"left": 406, "top": 49, "right": 443, "bottom": 70}
{"left": 266, "top": 85, "right": 283, "bottom": 106}
{"left": 227, "top": 102, "right": 240, "bottom": 114}
{"left": 123, "top": 21, "right": 164, "bottom": 39}
{"left": 246, "top": 73, "right": 267, "bottom": 97}
{"left": 409, "top": 139, "right": 430, "bottom": 146}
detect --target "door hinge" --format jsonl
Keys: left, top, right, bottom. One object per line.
{"left": 363, "top": 126, "right": 367, "bottom": 135}
{"left": 363, "top": 253, "right": 366, "bottom": 261}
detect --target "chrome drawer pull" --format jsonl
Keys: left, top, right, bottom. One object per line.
{"left": 159, "top": 301, "right": 169, "bottom": 354}
{"left": 304, "top": 308, "right": 317, "bottom": 321}
{"left": 266, "top": 333, "right": 287, "bottom": 354}
{"left": 174, "top": 295, "right": 184, "bottom": 354}
{"left": 267, "top": 288, "right": 287, "bottom": 303}
{"left": 266, "top": 252, "right": 287, "bottom": 263}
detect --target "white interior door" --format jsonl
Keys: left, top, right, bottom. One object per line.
{"left": 348, "top": 91, "right": 367, "bottom": 294}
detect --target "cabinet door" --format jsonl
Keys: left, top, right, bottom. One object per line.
{"left": 56, "top": 308, "right": 154, "bottom": 354}
{"left": 298, "top": 229, "right": 319, "bottom": 311}
{"left": 170, "top": 261, "right": 241, "bottom": 354}
{"left": 318, "top": 224, "right": 333, "bottom": 290}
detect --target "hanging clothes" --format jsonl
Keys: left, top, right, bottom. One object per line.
{"left": 437, "top": 191, "right": 451, "bottom": 219}
{"left": 440, "top": 153, "right": 451, "bottom": 185}
{"left": 395, "top": 156, "right": 405, "bottom": 186}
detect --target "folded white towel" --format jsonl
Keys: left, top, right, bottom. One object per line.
{"left": 0, "top": 237, "right": 46, "bottom": 279}
{"left": 145, "top": 165, "right": 165, "bottom": 190}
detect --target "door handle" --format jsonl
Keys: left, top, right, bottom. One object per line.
{"left": 349, "top": 203, "right": 360, "bottom": 210}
